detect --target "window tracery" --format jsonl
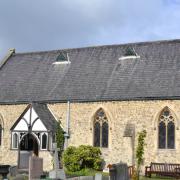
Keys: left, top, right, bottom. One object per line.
{"left": 158, "top": 108, "right": 175, "bottom": 149}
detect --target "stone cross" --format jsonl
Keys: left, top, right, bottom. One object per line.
{"left": 49, "top": 143, "right": 66, "bottom": 179}
{"left": 52, "top": 143, "right": 60, "bottom": 170}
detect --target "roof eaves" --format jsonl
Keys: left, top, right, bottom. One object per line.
{"left": 0, "top": 48, "right": 15, "bottom": 70}
{"left": 1, "top": 96, "right": 180, "bottom": 105}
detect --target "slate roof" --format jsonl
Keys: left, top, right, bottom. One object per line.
{"left": 1, "top": 39, "right": 180, "bottom": 104}
{"left": 11, "top": 103, "right": 57, "bottom": 131}
{"left": 32, "top": 103, "right": 57, "bottom": 131}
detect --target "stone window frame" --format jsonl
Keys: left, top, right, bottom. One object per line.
{"left": 12, "top": 132, "right": 19, "bottom": 149}
{"left": 93, "top": 108, "right": 109, "bottom": 148}
{"left": 0, "top": 114, "right": 4, "bottom": 147}
{"left": 0, "top": 124, "right": 2, "bottom": 146}
{"left": 158, "top": 108, "right": 176, "bottom": 150}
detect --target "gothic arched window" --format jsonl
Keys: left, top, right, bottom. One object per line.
{"left": 158, "top": 108, "right": 175, "bottom": 149}
{"left": 12, "top": 133, "right": 18, "bottom": 149}
{"left": 0, "top": 124, "right": 2, "bottom": 146}
{"left": 93, "top": 109, "right": 109, "bottom": 148}
{"left": 41, "top": 133, "right": 47, "bottom": 150}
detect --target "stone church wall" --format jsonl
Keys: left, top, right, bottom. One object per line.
{"left": 1, "top": 100, "right": 180, "bottom": 172}
{"left": 49, "top": 100, "right": 180, "bottom": 172}
{"left": 0, "top": 104, "right": 26, "bottom": 166}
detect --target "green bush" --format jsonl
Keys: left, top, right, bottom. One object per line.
{"left": 62, "top": 145, "right": 103, "bottom": 172}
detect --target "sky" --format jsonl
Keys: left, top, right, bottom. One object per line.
{"left": 0, "top": 0, "right": 180, "bottom": 59}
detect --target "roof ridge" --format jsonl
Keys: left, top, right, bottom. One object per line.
{"left": 13, "top": 38, "right": 180, "bottom": 56}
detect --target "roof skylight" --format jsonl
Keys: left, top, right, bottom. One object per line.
{"left": 53, "top": 51, "right": 70, "bottom": 64}
{"left": 124, "top": 47, "right": 137, "bottom": 56}
{"left": 119, "top": 47, "right": 140, "bottom": 60}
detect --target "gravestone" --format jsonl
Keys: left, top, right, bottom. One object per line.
{"left": 49, "top": 143, "right": 66, "bottom": 180}
{"left": 29, "top": 156, "right": 43, "bottom": 180}
{"left": 109, "top": 163, "right": 129, "bottom": 180}
{"left": 95, "top": 173, "right": 102, "bottom": 180}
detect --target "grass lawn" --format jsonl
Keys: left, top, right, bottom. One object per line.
{"left": 140, "top": 175, "right": 173, "bottom": 180}
{"left": 65, "top": 168, "right": 109, "bottom": 177}
{"left": 3, "top": 174, "right": 174, "bottom": 180}
{"left": 66, "top": 169, "right": 174, "bottom": 180}
{"left": 66, "top": 168, "right": 177, "bottom": 180}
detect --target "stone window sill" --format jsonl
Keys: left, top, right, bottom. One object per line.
{"left": 157, "top": 148, "right": 176, "bottom": 153}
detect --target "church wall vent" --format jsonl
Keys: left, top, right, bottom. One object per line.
{"left": 119, "top": 47, "right": 140, "bottom": 60}
{"left": 53, "top": 51, "right": 71, "bottom": 65}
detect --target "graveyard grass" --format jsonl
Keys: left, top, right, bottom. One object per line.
{"left": 4, "top": 172, "right": 174, "bottom": 179}
{"left": 140, "top": 176, "right": 173, "bottom": 180}
{"left": 65, "top": 168, "right": 109, "bottom": 177}
{"left": 65, "top": 169, "right": 173, "bottom": 180}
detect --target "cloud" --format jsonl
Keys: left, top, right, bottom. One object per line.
{"left": 0, "top": 0, "right": 180, "bottom": 58}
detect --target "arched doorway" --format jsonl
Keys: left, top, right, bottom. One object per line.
{"left": 18, "top": 133, "right": 39, "bottom": 169}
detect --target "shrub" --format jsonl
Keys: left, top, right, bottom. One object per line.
{"left": 62, "top": 145, "right": 103, "bottom": 172}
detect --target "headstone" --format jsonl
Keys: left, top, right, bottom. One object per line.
{"left": 109, "top": 163, "right": 129, "bottom": 180}
{"left": 9, "top": 165, "right": 17, "bottom": 177}
{"left": 79, "top": 176, "right": 94, "bottom": 180}
{"left": 49, "top": 143, "right": 66, "bottom": 180}
{"left": 29, "top": 156, "right": 43, "bottom": 180}
{"left": 95, "top": 173, "right": 102, "bottom": 180}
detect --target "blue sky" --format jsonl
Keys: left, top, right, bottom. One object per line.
{"left": 0, "top": 0, "right": 180, "bottom": 58}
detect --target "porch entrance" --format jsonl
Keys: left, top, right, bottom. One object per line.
{"left": 18, "top": 133, "right": 39, "bottom": 170}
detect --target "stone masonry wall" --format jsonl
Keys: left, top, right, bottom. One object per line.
{"left": 0, "top": 104, "right": 26, "bottom": 166}
{"left": 1, "top": 100, "right": 180, "bottom": 173}
{"left": 49, "top": 100, "right": 180, "bottom": 172}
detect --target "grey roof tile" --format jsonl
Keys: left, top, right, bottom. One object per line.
{"left": 1, "top": 39, "right": 180, "bottom": 103}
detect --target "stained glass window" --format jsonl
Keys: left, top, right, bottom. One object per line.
{"left": 94, "top": 122, "right": 100, "bottom": 147}
{"left": 42, "top": 133, "right": 47, "bottom": 150}
{"left": 167, "top": 122, "right": 175, "bottom": 149}
{"left": 158, "top": 122, "right": 166, "bottom": 149}
{"left": 158, "top": 108, "right": 175, "bottom": 149}
{"left": 0, "top": 125, "right": 2, "bottom": 146}
{"left": 102, "top": 122, "right": 108, "bottom": 147}
{"left": 93, "top": 109, "right": 109, "bottom": 148}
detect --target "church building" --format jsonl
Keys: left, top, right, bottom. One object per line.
{"left": 0, "top": 39, "right": 180, "bottom": 171}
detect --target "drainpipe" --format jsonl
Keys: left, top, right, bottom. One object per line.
{"left": 64, "top": 101, "right": 70, "bottom": 150}
{"left": 132, "top": 131, "right": 135, "bottom": 166}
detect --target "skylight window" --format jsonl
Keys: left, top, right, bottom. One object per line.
{"left": 124, "top": 47, "right": 137, "bottom": 56}
{"left": 53, "top": 51, "right": 70, "bottom": 64}
{"left": 119, "top": 47, "right": 140, "bottom": 60}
